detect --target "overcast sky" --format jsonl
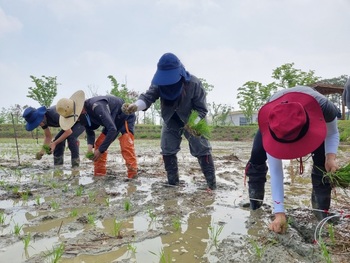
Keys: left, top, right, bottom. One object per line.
{"left": 1, "top": 0, "right": 349, "bottom": 111}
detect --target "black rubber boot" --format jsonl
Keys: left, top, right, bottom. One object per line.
{"left": 311, "top": 167, "right": 332, "bottom": 221}
{"left": 54, "top": 156, "right": 64, "bottom": 166}
{"left": 71, "top": 158, "right": 80, "bottom": 168}
{"left": 163, "top": 154, "right": 179, "bottom": 185}
{"left": 246, "top": 162, "right": 268, "bottom": 210}
{"left": 198, "top": 155, "right": 216, "bottom": 190}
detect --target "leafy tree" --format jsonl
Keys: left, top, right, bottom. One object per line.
{"left": 237, "top": 81, "right": 277, "bottom": 123}
{"left": 271, "top": 63, "right": 320, "bottom": 89}
{"left": 108, "top": 75, "right": 139, "bottom": 103}
{"left": 208, "top": 102, "right": 232, "bottom": 126}
{"left": 27, "top": 75, "right": 59, "bottom": 107}
{"left": 199, "top": 78, "right": 214, "bottom": 94}
{"left": 319, "top": 75, "right": 348, "bottom": 86}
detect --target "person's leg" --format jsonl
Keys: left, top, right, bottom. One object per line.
{"left": 53, "top": 131, "right": 65, "bottom": 166}
{"left": 119, "top": 132, "right": 138, "bottom": 178}
{"left": 245, "top": 130, "right": 268, "bottom": 209}
{"left": 311, "top": 142, "right": 332, "bottom": 220}
{"left": 94, "top": 133, "right": 108, "bottom": 176}
{"left": 67, "top": 123, "right": 85, "bottom": 167}
{"left": 184, "top": 129, "right": 216, "bottom": 190}
{"left": 161, "top": 117, "right": 182, "bottom": 185}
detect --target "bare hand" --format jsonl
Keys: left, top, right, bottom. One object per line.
{"left": 325, "top": 153, "right": 338, "bottom": 173}
{"left": 269, "top": 213, "right": 287, "bottom": 234}
{"left": 92, "top": 149, "right": 102, "bottom": 162}
{"left": 121, "top": 103, "right": 138, "bottom": 115}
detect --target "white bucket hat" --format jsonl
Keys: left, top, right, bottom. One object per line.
{"left": 56, "top": 90, "right": 85, "bottom": 130}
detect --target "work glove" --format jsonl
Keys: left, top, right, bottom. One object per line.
{"left": 122, "top": 103, "right": 138, "bottom": 115}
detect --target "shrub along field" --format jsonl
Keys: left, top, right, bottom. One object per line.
{"left": 2, "top": 120, "right": 350, "bottom": 142}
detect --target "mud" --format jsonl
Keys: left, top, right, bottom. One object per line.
{"left": 0, "top": 139, "right": 349, "bottom": 263}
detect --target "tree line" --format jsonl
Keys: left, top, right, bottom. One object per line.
{"left": 0, "top": 63, "right": 348, "bottom": 126}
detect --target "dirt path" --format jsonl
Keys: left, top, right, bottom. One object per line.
{"left": 0, "top": 140, "right": 349, "bottom": 263}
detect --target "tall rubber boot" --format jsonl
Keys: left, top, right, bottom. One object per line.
{"left": 71, "top": 158, "right": 80, "bottom": 168}
{"left": 163, "top": 154, "right": 179, "bottom": 185}
{"left": 245, "top": 162, "right": 268, "bottom": 210}
{"left": 198, "top": 155, "right": 216, "bottom": 190}
{"left": 119, "top": 133, "right": 138, "bottom": 179}
{"left": 70, "top": 139, "right": 80, "bottom": 168}
{"left": 311, "top": 167, "right": 332, "bottom": 221}
{"left": 94, "top": 133, "right": 108, "bottom": 176}
{"left": 54, "top": 156, "right": 64, "bottom": 166}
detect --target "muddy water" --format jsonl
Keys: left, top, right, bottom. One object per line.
{"left": 0, "top": 139, "right": 349, "bottom": 263}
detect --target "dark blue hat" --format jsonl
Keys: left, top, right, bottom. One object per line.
{"left": 22, "top": 106, "right": 46, "bottom": 131}
{"left": 151, "top": 53, "right": 190, "bottom": 86}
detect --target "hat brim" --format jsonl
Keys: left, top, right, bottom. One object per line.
{"left": 59, "top": 90, "right": 85, "bottom": 130}
{"left": 258, "top": 92, "right": 326, "bottom": 159}
{"left": 25, "top": 106, "right": 46, "bottom": 131}
{"left": 152, "top": 67, "right": 182, "bottom": 86}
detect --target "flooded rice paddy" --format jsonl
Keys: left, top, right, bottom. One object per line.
{"left": 0, "top": 138, "right": 349, "bottom": 263}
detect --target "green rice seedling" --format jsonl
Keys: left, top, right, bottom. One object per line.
{"left": 322, "top": 163, "right": 350, "bottom": 188}
{"left": 319, "top": 239, "right": 332, "bottom": 263}
{"left": 75, "top": 185, "right": 84, "bottom": 196}
{"left": 172, "top": 216, "right": 181, "bottom": 231}
{"left": 112, "top": 219, "right": 123, "bottom": 237}
{"left": 0, "top": 212, "right": 6, "bottom": 225}
{"left": 62, "top": 184, "right": 69, "bottom": 193}
{"left": 21, "top": 190, "right": 30, "bottom": 201}
{"left": 85, "top": 152, "right": 94, "bottom": 160}
{"left": 12, "top": 185, "right": 19, "bottom": 195}
{"left": 13, "top": 222, "right": 23, "bottom": 236}
{"left": 35, "top": 196, "right": 41, "bottom": 205}
{"left": 149, "top": 248, "right": 171, "bottom": 263}
{"left": 23, "top": 232, "right": 32, "bottom": 250}
{"left": 50, "top": 201, "right": 59, "bottom": 210}
{"left": 249, "top": 238, "right": 267, "bottom": 260}
{"left": 328, "top": 224, "right": 335, "bottom": 245}
{"left": 208, "top": 223, "right": 224, "bottom": 247}
{"left": 88, "top": 191, "right": 96, "bottom": 201}
{"left": 184, "top": 110, "right": 212, "bottom": 139}
{"left": 124, "top": 199, "right": 131, "bottom": 212}
{"left": 70, "top": 209, "right": 78, "bottom": 217}
{"left": 105, "top": 197, "right": 110, "bottom": 207}
{"left": 44, "top": 243, "right": 65, "bottom": 263}
{"left": 147, "top": 207, "right": 157, "bottom": 222}
{"left": 42, "top": 144, "right": 51, "bottom": 154}
{"left": 127, "top": 242, "right": 137, "bottom": 254}
{"left": 87, "top": 213, "right": 96, "bottom": 225}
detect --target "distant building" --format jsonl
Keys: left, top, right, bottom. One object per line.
{"left": 225, "top": 110, "right": 258, "bottom": 126}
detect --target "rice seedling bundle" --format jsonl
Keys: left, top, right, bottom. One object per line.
{"left": 42, "top": 144, "right": 51, "bottom": 154}
{"left": 323, "top": 163, "right": 350, "bottom": 188}
{"left": 184, "top": 110, "right": 212, "bottom": 139}
{"left": 85, "top": 152, "right": 94, "bottom": 160}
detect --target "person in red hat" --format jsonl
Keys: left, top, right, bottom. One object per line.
{"left": 245, "top": 85, "right": 340, "bottom": 233}
{"left": 122, "top": 52, "right": 216, "bottom": 190}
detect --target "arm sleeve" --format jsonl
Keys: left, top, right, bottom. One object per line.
{"left": 267, "top": 153, "right": 285, "bottom": 213}
{"left": 324, "top": 118, "right": 339, "bottom": 154}
{"left": 135, "top": 100, "right": 147, "bottom": 111}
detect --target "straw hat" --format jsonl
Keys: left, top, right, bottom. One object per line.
{"left": 56, "top": 90, "right": 85, "bottom": 130}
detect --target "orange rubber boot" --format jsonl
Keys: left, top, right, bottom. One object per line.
{"left": 119, "top": 133, "right": 137, "bottom": 178}
{"left": 94, "top": 133, "right": 108, "bottom": 176}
